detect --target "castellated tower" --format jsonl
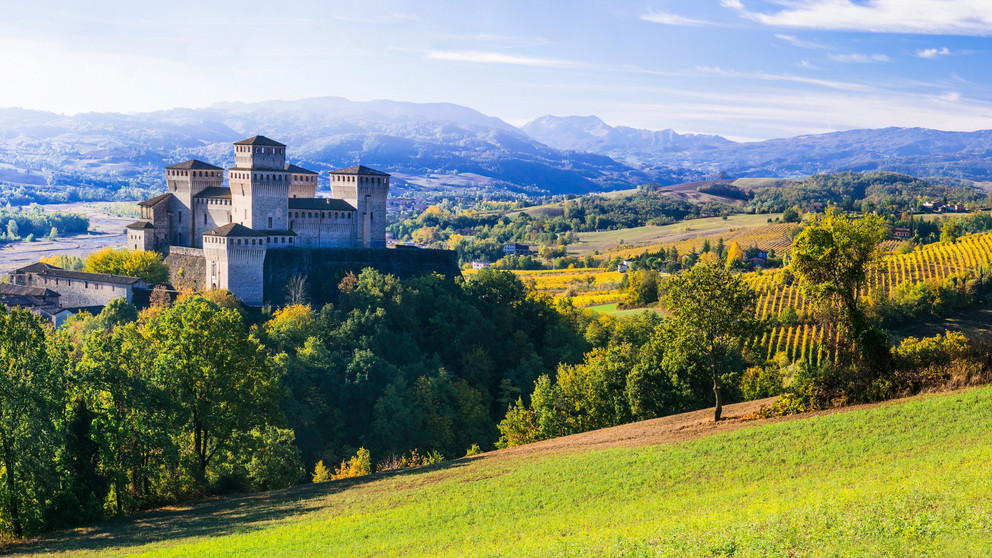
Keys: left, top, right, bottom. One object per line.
{"left": 165, "top": 160, "right": 223, "bottom": 246}
{"left": 329, "top": 165, "right": 390, "bottom": 248}
{"left": 202, "top": 223, "right": 268, "bottom": 306}
{"left": 229, "top": 136, "right": 291, "bottom": 230}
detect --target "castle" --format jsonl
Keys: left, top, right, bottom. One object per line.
{"left": 126, "top": 135, "right": 390, "bottom": 305}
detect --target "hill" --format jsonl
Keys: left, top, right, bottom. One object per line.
{"left": 522, "top": 116, "right": 992, "bottom": 181}
{"left": 7, "top": 387, "right": 992, "bottom": 557}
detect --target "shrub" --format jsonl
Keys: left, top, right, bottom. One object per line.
{"left": 465, "top": 444, "right": 482, "bottom": 457}
{"left": 331, "top": 448, "right": 372, "bottom": 480}
{"left": 312, "top": 460, "right": 332, "bottom": 483}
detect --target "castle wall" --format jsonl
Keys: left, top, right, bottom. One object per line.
{"left": 289, "top": 173, "right": 318, "bottom": 199}
{"left": 192, "top": 198, "right": 232, "bottom": 248}
{"left": 164, "top": 249, "right": 206, "bottom": 291}
{"left": 289, "top": 210, "right": 356, "bottom": 248}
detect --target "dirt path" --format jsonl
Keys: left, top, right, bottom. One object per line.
{"left": 492, "top": 397, "right": 779, "bottom": 460}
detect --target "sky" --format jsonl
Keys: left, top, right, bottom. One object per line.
{"left": 1, "top": 0, "right": 991, "bottom": 140}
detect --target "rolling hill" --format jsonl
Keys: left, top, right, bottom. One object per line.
{"left": 6, "top": 387, "right": 992, "bottom": 557}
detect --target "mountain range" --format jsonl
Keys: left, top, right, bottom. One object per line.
{"left": 0, "top": 97, "right": 990, "bottom": 204}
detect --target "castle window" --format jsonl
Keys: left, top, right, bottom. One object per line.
{"left": 289, "top": 238, "right": 293, "bottom": 244}
{"left": 204, "top": 214, "right": 207, "bottom": 225}
{"left": 268, "top": 216, "right": 272, "bottom": 228}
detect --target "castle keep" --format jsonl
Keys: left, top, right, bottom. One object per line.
{"left": 126, "top": 135, "right": 390, "bottom": 305}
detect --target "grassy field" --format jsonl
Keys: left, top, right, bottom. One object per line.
{"left": 587, "top": 302, "right": 664, "bottom": 317}
{"left": 9, "top": 386, "right": 992, "bottom": 557}
{"left": 571, "top": 213, "right": 784, "bottom": 255}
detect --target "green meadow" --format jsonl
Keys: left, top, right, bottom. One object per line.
{"left": 10, "top": 387, "right": 992, "bottom": 557}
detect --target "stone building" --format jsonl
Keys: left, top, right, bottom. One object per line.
{"left": 127, "top": 135, "right": 391, "bottom": 305}
{"left": 9, "top": 262, "right": 148, "bottom": 308}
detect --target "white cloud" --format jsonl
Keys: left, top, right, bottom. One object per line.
{"left": 428, "top": 51, "right": 586, "bottom": 69}
{"left": 774, "top": 34, "right": 828, "bottom": 49}
{"left": 640, "top": 12, "right": 717, "bottom": 26}
{"left": 392, "top": 12, "right": 420, "bottom": 22}
{"left": 696, "top": 66, "right": 871, "bottom": 91}
{"left": 828, "top": 52, "right": 892, "bottom": 63}
{"left": 917, "top": 47, "right": 952, "bottom": 59}
{"left": 729, "top": 0, "right": 992, "bottom": 36}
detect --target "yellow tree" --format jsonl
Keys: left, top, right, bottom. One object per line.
{"left": 725, "top": 241, "right": 745, "bottom": 268}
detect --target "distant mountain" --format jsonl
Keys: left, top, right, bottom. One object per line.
{"left": 2, "top": 98, "right": 992, "bottom": 207}
{"left": 521, "top": 115, "right": 732, "bottom": 165}
{"left": 0, "top": 98, "right": 698, "bottom": 205}
{"left": 520, "top": 116, "right": 992, "bottom": 181}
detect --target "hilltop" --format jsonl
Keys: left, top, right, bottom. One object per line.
{"left": 7, "top": 387, "right": 992, "bottom": 557}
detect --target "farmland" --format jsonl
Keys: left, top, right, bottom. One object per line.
{"left": 8, "top": 386, "right": 992, "bottom": 557}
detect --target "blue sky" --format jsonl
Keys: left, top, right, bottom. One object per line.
{"left": 1, "top": 0, "right": 990, "bottom": 140}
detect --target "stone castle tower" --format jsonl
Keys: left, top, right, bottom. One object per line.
{"left": 127, "top": 135, "right": 390, "bottom": 306}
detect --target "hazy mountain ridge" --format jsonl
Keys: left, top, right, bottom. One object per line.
{"left": 0, "top": 98, "right": 689, "bottom": 202}
{"left": 1, "top": 98, "right": 991, "bottom": 206}
{"left": 522, "top": 116, "right": 992, "bottom": 180}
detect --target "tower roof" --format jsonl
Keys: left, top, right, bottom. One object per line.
{"left": 193, "top": 187, "right": 232, "bottom": 199}
{"left": 203, "top": 223, "right": 269, "bottom": 238}
{"left": 329, "top": 165, "right": 390, "bottom": 177}
{"left": 234, "top": 135, "right": 286, "bottom": 147}
{"left": 125, "top": 221, "right": 155, "bottom": 230}
{"left": 165, "top": 159, "right": 222, "bottom": 170}
{"left": 285, "top": 163, "right": 318, "bottom": 175}
{"left": 138, "top": 193, "right": 175, "bottom": 207}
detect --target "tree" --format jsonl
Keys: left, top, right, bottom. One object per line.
{"left": 6, "top": 219, "right": 18, "bottom": 240}
{"left": 145, "top": 295, "right": 281, "bottom": 488}
{"left": 782, "top": 206, "right": 801, "bottom": 223}
{"left": 789, "top": 208, "right": 889, "bottom": 367}
{"left": 0, "top": 306, "right": 64, "bottom": 537}
{"left": 724, "top": 241, "right": 745, "bottom": 269}
{"left": 85, "top": 248, "right": 169, "bottom": 285}
{"left": 284, "top": 274, "right": 309, "bottom": 306}
{"left": 664, "top": 264, "right": 759, "bottom": 421}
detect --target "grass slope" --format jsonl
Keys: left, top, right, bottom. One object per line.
{"left": 10, "top": 388, "right": 992, "bottom": 557}
{"left": 571, "top": 213, "right": 783, "bottom": 255}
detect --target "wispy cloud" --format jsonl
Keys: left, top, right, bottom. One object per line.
{"left": 828, "top": 52, "right": 892, "bottom": 63}
{"left": 392, "top": 12, "right": 420, "bottom": 22}
{"left": 429, "top": 33, "right": 553, "bottom": 48}
{"left": 640, "top": 12, "right": 718, "bottom": 26}
{"left": 917, "top": 47, "right": 951, "bottom": 59}
{"left": 725, "top": 0, "right": 992, "bottom": 36}
{"left": 774, "top": 34, "right": 828, "bottom": 50}
{"left": 428, "top": 51, "right": 586, "bottom": 69}
{"left": 696, "top": 66, "right": 872, "bottom": 91}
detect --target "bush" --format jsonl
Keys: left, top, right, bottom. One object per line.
{"left": 331, "top": 448, "right": 372, "bottom": 480}
{"left": 465, "top": 444, "right": 482, "bottom": 457}
{"left": 312, "top": 460, "right": 332, "bottom": 483}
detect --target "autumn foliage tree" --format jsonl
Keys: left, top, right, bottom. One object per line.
{"left": 85, "top": 247, "right": 170, "bottom": 285}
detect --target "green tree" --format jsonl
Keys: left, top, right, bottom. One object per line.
{"left": 0, "top": 306, "right": 64, "bottom": 537}
{"left": 146, "top": 295, "right": 281, "bottom": 488}
{"left": 6, "top": 219, "right": 18, "bottom": 240}
{"left": 664, "top": 264, "right": 759, "bottom": 421}
{"left": 789, "top": 208, "right": 889, "bottom": 367}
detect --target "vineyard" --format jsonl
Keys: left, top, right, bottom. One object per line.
{"left": 748, "top": 231, "right": 992, "bottom": 362}
{"left": 602, "top": 222, "right": 799, "bottom": 261}
{"left": 464, "top": 267, "right": 627, "bottom": 306}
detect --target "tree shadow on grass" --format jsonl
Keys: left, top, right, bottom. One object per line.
{"left": 4, "top": 459, "right": 475, "bottom": 556}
